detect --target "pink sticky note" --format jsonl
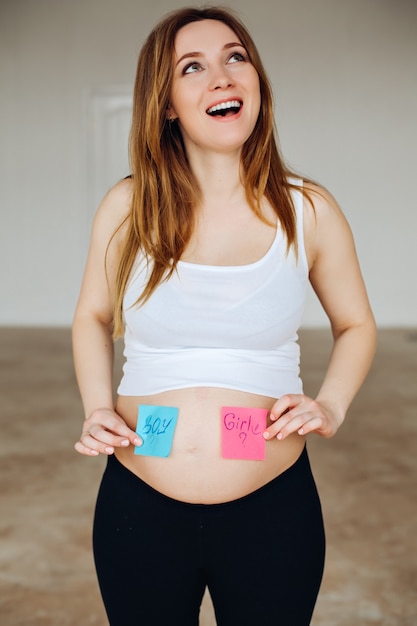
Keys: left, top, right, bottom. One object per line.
{"left": 221, "top": 406, "right": 267, "bottom": 460}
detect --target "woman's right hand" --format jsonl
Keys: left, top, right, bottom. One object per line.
{"left": 74, "top": 408, "right": 142, "bottom": 456}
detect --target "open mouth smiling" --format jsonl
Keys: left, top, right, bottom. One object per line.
{"left": 206, "top": 100, "right": 242, "bottom": 117}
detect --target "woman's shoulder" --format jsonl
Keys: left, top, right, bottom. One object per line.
{"left": 98, "top": 176, "right": 133, "bottom": 220}
{"left": 92, "top": 176, "right": 133, "bottom": 241}
{"left": 301, "top": 180, "right": 349, "bottom": 227}
{"left": 300, "top": 180, "right": 353, "bottom": 266}
{"left": 287, "top": 176, "right": 339, "bottom": 216}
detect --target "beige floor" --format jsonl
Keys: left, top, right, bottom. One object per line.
{"left": 0, "top": 327, "right": 416, "bottom": 625}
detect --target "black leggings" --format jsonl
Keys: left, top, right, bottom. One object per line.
{"left": 93, "top": 446, "right": 325, "bottom": 626}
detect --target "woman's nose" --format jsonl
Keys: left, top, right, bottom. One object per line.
{"left": 209, "top": 67, "right": 234, "bottom": 90}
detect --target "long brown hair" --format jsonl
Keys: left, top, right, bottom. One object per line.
{"left": 112, "top": 6, "right": 303, "bottom": 338}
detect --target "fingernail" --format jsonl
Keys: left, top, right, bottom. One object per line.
{"left": 121, "top": 439, "right": 130, "bottom": 447}
{"left": 134, "top": 437, "right": 142, "bottom": 446}
{"left": 263, "top": 432, "right": 270, "bottom": 440}
{"left": 105, "top": 446, "right": 114, "bottom": 454}
{"left": 277, "top": 432, "right": 283, "bottom": 440}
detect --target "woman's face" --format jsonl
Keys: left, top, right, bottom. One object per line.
{"left": 168, "top": 19, "right": 261, "bottom": 157}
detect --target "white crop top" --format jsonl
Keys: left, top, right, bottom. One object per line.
{"left": 118, "top": 183, "right": 309, "bottom": 398}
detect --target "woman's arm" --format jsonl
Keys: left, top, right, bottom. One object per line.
{"left": 264, "top": 184, "right": 377, "bottom": 441}
{"left": 73, "top": 179, "right": 141, "bottom": 456}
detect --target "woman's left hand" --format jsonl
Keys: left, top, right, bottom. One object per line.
{"left": 263, "top": 394, "right": 342, "bottom": 441}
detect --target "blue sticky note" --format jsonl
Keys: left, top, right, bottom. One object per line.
{"left": 134, "top": 405, "right": 179, "bottom": 457}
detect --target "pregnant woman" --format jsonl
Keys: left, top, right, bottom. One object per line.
{"left": 73, "top": 7, "right": 376, "bottom": 626}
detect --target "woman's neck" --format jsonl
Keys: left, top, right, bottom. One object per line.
{"left": 189, "top": 149, "right": 245, "bottom": 207}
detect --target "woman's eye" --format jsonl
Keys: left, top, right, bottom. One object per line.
{"left": 228, "top": 52, "right": 246, "bottom": 64}
{"left": 183, "top": 62, "right": 202, "bottom": 75}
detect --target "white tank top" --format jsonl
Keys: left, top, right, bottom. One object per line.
{"left": 118, "top": 183, "right": 308, "bottom": 398}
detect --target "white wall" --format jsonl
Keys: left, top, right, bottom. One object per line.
{"left": 1, "top": 0, "right": 416, "bottom": 327}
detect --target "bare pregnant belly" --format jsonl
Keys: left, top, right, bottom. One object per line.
{"left": 115, "top": 387, "right": 305, "bottom": 504}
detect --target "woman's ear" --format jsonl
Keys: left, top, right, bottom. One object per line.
{"left": 166, "top": 106, "right": 178, "bottom": 122}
